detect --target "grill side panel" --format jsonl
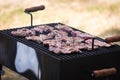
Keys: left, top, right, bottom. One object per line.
{"left": 60, "top": 53, "right": 120, "bottom": 80}
{"left": 0, "top": 32, "right": 61, "bottom": 80}
{"left": 0, "top": 34, "right": 39, "bottom": 80}
{"left": 40, "top": 53, "right": 60, "bottom": 80}
{"left": 0, "top": 33, "right": 16, "bottom": 69}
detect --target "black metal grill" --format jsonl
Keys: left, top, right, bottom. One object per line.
{"left": 0, "top": 23, "right": 120, "bottom": 80}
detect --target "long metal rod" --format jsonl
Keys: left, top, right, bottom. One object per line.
{"left": 26, "top": 12, "right": 33, "bottom": 27}
{"left": 92, "top": 38, "right": 95, "bottom": 50}
{"left": 29, "top": 12, "right": 33, "bottom": 27}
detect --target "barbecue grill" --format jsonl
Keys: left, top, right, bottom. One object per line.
{"left": 1, "top": 5, "right": 120, "bottom": 80}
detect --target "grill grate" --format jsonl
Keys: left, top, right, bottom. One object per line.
{"left": 1, "top": 23, "right": 120, "bottom": 60}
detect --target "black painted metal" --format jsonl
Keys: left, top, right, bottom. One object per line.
{"left": 0, "top": 23, "right": 120, "bottom": 80}
{"left": 0, "top": 64, "right": 2, "bottom": 80}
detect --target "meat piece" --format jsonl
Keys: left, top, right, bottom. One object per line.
{"left": 43, "top": 39, "right": 61, "bottom": 46}
{"left": 62, "top": 37, "right": 74, "bottom": 46}
{"left": 47, "top": 30, "right": 68, "bottom": 39}
{"left": 74, "top": 43, "right": 86, "bottom": 50}
{"left": 49, "top": 42, "right": 82, "bottom": 54}
{"left": 53, "top": 30, "right": 68, "bottom": 36}
{"left": 85, "top": 39, "right": 111, "bottom": 47}
{"left": 71, "top": 30, "right": 95, "bottom": 39}
{"left": 71, "top": 31, "right": 82, "bottom": 37}
{"left": 55, "top": 24, "right": 73, "bottom": 33}
{"left": 31, "top": 27, "right": 43, "bottom": 33}
{"left": 73, "top": 37, "right": 84, "bottom": 43}
{"left": 11, "top": 28, "right": 36, "bottom": 37}
{"left": 43, "top": 39, "right": 54, "bottom": 45}
{"left": 79, "top": 33, "right": 95, "bottom": 39}
{"left": 49, "top": 46, "right": 61, "bottom": 54}
{"left": 31, "top": 25, "right": 54, "bottom": 33}
{"left": 47, "top": 32, "right": 55, "bottom": 39}
{"left": 25, "top": 34, "right": 48, "bottom": 43}
{"left": 46, "top": 36, "right": 83, "bottom": 54}
{"left": 48, "top": 40, "right": 63, "bottom": 53}
{"left": 60, "top": 37, "right": 84, "bottom": 47}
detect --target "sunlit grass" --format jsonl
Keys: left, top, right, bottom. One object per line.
{"left": 55, "top": 0, "right": 78, "bottom": 2}
{"left": 0, "top": 8, "right": 23, "bottom": 23}
{"left": 0, "top": 6, "right": 30, "bottom": 29}
{"left": 87, "top": 5, "right": 103, "bottom": 12}
{"left": 108, "top": 3, "right": 120, "bottom": 13}
{"left": 86, "top": 2, "right": 120, "bottom": 13}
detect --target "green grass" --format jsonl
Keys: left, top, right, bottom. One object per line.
{"left": 86, "top": 3, "right": 120, "bottom": 13}
{"left": 0, "top": 7, "right": 23, "bottom": 24}
{"left": 0, "top": 7, "right": 29, "bottom": 29}
{"left": 109, "top": 4, "right": 120, "bottom": 12}
{"left": 87, "top": 5, "right": 103, "bottom": 12}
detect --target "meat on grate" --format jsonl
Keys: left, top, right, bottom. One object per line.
{"left": 11, "top": 28, "right": 36, "bottom": 37}
{"left": 11, "top": 24, "right": 112, "bottom": 54}
{"left": 25, "top": 34, "right": 48, "bottom": 43}
{"left": 85, "top": 39, "right": 111, "bottom": 47}
{"left": 32, "top": 25, "right": 54, "bottom": 33}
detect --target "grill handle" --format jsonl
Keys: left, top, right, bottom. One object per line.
{"left": 92, "top": 67, "right": 117, "bottom": 78}
{"left": 24, "top": 5, "right": 45, "bottom": 27}
{"left": 24, "top": 5, "right": 45, "bottom": 13}
{"left": 105, "top": 35, "right": 120, "bottom": 43}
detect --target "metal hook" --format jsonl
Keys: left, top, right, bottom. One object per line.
{"left": 92, "top": 38, "right": 95, "bottom": 50}
{"left": 25, "top": 12, "right": 33, "bottom": 27}
{"left": 24, "top": 5, "right": 45, "bottom": 27}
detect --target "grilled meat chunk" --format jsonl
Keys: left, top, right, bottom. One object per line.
{"left": 55, "top": 24, "right": 73, "bottom": 32}
{"left": 85, "top": 39, "right": 111, "bottom": 47}
{"left": 26, "top": 34, "right": 48, "bottom": 43}
{"left": 11, "top": 28, "right": 36, "bottom": 37}
{"left": 71, "top": 30, "right": 95, "bottom": 39}
{"left": 32, "top": 25, "right": 54, "bottom": 33}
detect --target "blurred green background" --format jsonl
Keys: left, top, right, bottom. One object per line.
{"left": 0, "top": 0, "right": 120, "bottom": 80}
